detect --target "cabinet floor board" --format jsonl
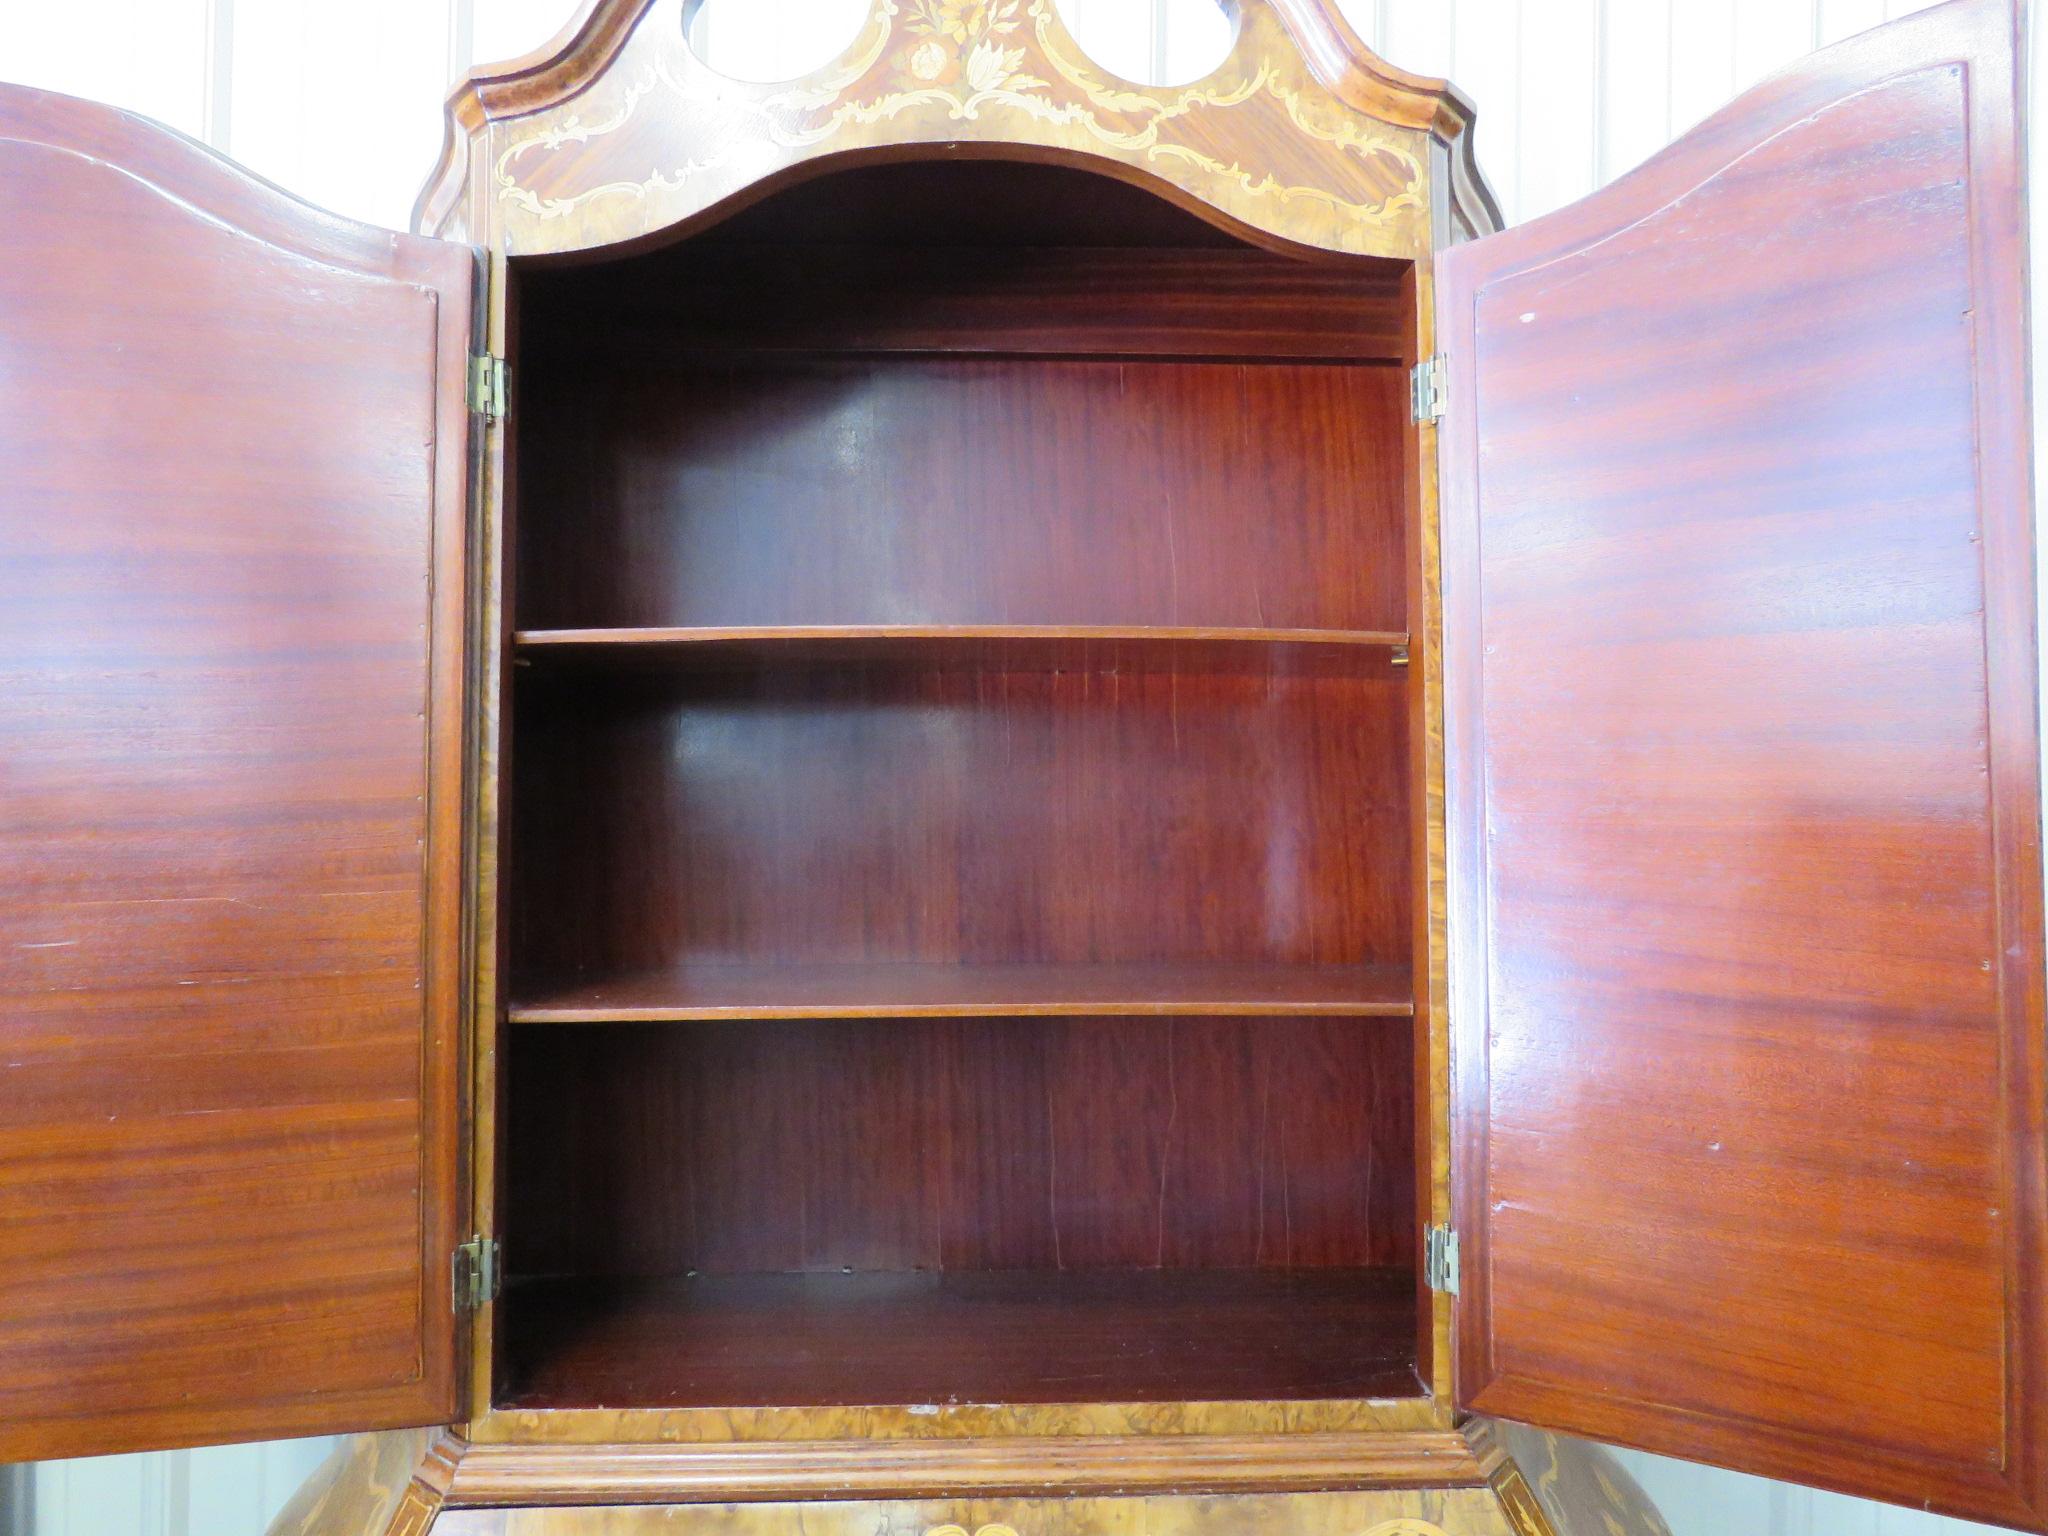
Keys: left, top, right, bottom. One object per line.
{"left": 499, "top": 1268, "right": 1423, "bottom": 1410}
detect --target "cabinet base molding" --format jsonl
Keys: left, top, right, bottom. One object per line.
{"left": 300, "top": 1485, "right": 1542, "bottom": 1536}
{"left": 266, "top": 1423, "right": 1672, "bottom": 1536}
{"left": 441, "top": 1431, "right": 1489, "bottom": 1505}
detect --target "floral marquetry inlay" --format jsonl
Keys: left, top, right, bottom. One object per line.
{"left": 436, "top": 0, "right": 1457, "bottom": 257}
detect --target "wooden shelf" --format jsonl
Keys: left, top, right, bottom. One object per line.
{"left": 498, "top": 1268, "right": 1424, "bottom": 1410}
{"left": 508, "top": 961, "right": 1413, "bottom": 1023}
{"left": 513, "top": 625, "right": 1409, "bottom": 678}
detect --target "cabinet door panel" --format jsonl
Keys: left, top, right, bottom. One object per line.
{"left": 0, "top": 87, "right": 472, "bottom": 1460}
{"left": 1438, "top": 1, "right": 2044, "bottom": 1527}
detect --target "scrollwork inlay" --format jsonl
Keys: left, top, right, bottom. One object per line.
{"left": 490, "top": 0, "right": 1425, "bottom": 249}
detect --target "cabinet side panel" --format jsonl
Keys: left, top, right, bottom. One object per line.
{"left": 0, "top": 89, "right": 472, "bottom": 1459}
{"left": 1440, "top": 1, "right": 2045, "bottom": 1527}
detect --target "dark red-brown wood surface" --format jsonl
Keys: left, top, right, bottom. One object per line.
{"left": 514, "top": 355, "right": 1409, "bottom": 632}
{"left": 507, "top": 960, "right": 1413, "bottom": 1022}
{"left": 0, "top": 87, "right": 473, "bottom": 1460}
{"left": 510, "top": 181, "right": 1410, "bottom": 633}
{"left": 505, "top": 1016, "right": 1414, "bottom": 1280}
{"left": 493, "top": 157, "right": 1427, "bottom": 1413}
{"left": 508, "top": 659, "right": 1410, "bottom": 983}
{"left": 517, "top": 245, "right": 1412, "bottom": 362}
{"left": 1439, "top": 2, "right": 2044, "bottom": 1526}
{"left": 500, "top": 1014, "right": 1417, "bottom": 1408}
{"left": 500, "top": 1268, "right": 1422, "bottom": 1410}
{"left": 512, "top": 628, "right": 1411, "bottom": 675}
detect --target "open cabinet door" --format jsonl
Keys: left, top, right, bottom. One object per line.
{"left": 1439, "top": 0, "right": 2045, "bottom": 1528}
{"left": 0, "top": 87, "right": 472, "bottom": 1461}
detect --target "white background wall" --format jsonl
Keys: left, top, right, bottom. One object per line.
{"left": 0, "top": 1, "right": 2027, "bottom": 1533}
{"left": 0, "top": 0, "right": 1977, "bottom": 232}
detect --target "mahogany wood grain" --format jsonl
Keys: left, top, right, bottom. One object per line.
{"left": 1439, "top": 1, "right": 2044, "bottom": 1526}
{"left": 512, "top": 350, "right": 1407, "bottom": 631}
{"left": 507, "top": 661, "right": 1409, "bottom": 980}
{"left": 507, "top": 961, "right": 1412, "bottom": 1022}
{"left": 0, "top": 86, "right": 472, "bottom": 1460}
{"left": 500, "top": 1269, "right": 1420, "bottom": 1410}
{"left": 504, "top": 1015, "right": 1413, "bottom": 1281}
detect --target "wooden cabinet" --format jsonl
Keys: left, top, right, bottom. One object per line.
{"left": 0, "top": 1, "right": 2038, "bottom": 1532}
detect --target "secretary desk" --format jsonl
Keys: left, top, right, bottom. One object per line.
{"left": 0, "top": 0, "right": 2040, "bottom": 1532}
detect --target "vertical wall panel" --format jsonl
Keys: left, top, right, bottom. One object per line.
{"left": 1376, "top": 0, "right": 1454, "bottom": 79}
{"left": 227, "top": 0, "right": 457, "bottom": 228}
{"left": 181, "top": 1443, "right": 267, "bottom": 1536}
{"left": 1667, "top": 0, "right": 1737, "bottom": 139}
{"left": 1611, "top": 1446, "right": 2008, "bottom": 1536}
{"left": 26, "top": 1437, "right": 339, "bottom": 1536}
{"left": 1051, "top": 0, "right": 1166, "bottom": 86}
{"left": 1819, "top": 0, "right": 1887, "bottom": 44}
{"left": 1511, "top": 0, "right": 1599, "bottom": 220}
{"left": 685, "top": 0, "right": 879, "bottom": 82}
{"left": 1599, "top": 0, "right": 1673, "bottom": 188}
{"left": 1732, "top": 0, "right": 1816, "bottom": 91}
{"left": 29, "top": 1453, "right": 173, "bottom": 1536}
{"left": 1449, "top": 0, "right": 1524, "bottom": 225}
{"left": 0, "top": 0, "right": 211, "bottom": 138}
{"left": 470, "top": 0, "right": 584, "bottom": 66}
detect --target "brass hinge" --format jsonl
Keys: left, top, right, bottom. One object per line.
{"left": 452, "top": 1235, "right": 501, "bottom": 1313}
{"left": 1390, "top": 643, "right": 1410, "bottom": 668}
{"left": 1410, "top": 355, "right": 1446, "bottom": 424}
{"left": 467, "top": 353, "right": 508, "bottom": 420}
{"left": 1424, "top": 1224, "right": 1460, "bottom": 1295}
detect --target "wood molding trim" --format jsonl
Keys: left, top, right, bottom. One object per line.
{"left": 439, "top": 1431, "right": 1490, "bottom": 1507}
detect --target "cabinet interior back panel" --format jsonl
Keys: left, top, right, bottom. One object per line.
{"left": 506, "top": 1015, "right": 1415, "bottom": 1278}
{"left": 513, "top": 356, "right": 1408, "bottom": 632}
{"left": 508, "top": 663, "right": 1410, "bottom": 979}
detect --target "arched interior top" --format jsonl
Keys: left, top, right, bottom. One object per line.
{"left": 517, "top": 145, "right": 1413, "bottom": 271}
{"left": 511, "top": 152, "right": 1416, "bottom": 353}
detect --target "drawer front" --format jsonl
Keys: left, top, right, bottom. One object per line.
{"left": 430, "top": 1491, "right": 1529, "bottom": 1536}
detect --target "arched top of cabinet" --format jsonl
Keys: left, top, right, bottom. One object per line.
{"left": 413, "top": 0, "right": 1501, "bottom": 260}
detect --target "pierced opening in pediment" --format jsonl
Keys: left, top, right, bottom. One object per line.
{"left": 1050, "top": 0, "right": 1236, "bottom": 87}
{"left": 681, "top": 0, "right": 870, "bottom": 82}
